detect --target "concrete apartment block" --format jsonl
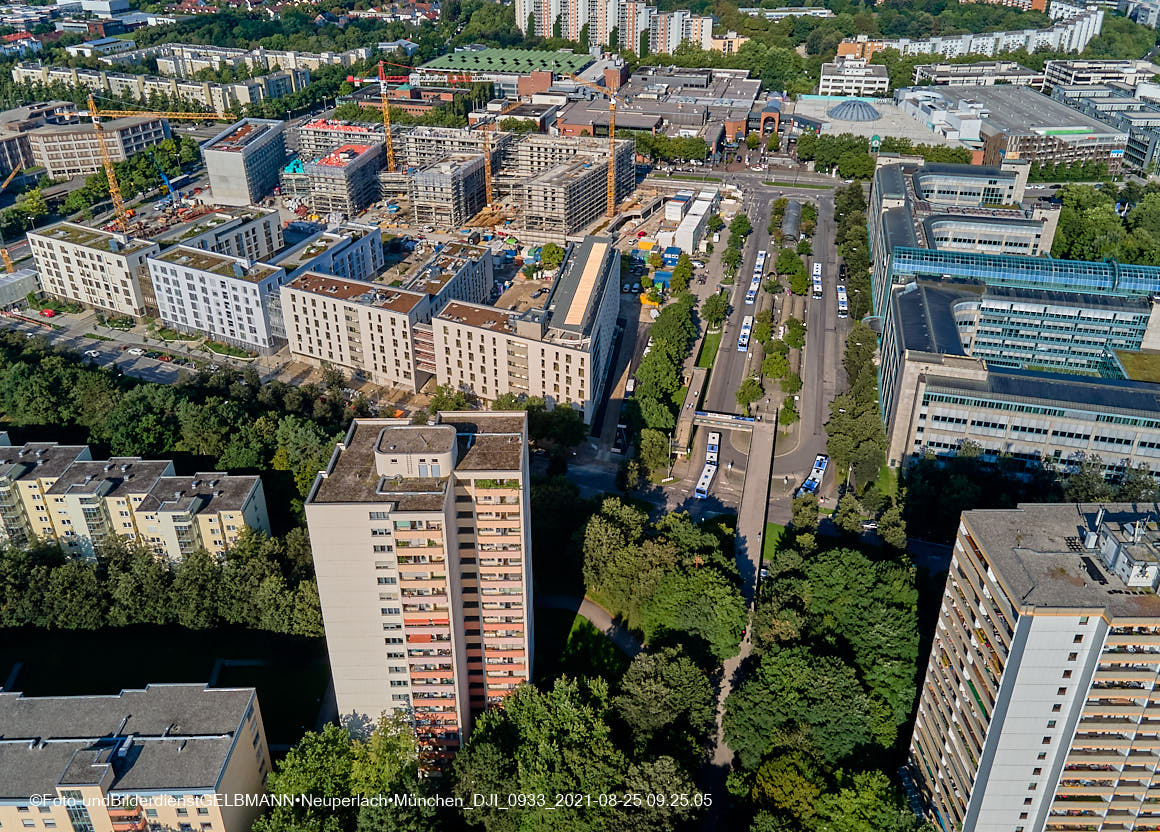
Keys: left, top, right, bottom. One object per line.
{"left": 28, "top": 115, "right": 169, "bottom": 178}
{"left": 0, "top": 434, "right": 268, "bottom": 559}
{"left": 0, "top": 684, "right": 270, "bottom": 832}
{"left": 909, "top": 503, "right": 1160, "bottom": 831}
{"left": 305, "top": 412, "right": 533, "bottom": 760}
{"left": 28, "top": 222, "right": 159, "bottom": 318}
{"left": 161, "top": 207, "right": 284, "bottom": 263}
{"left": 201, "top": 118, "right": 285, "bottom": 206}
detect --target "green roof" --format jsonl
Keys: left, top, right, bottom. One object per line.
{"left": 420, "top": 48, "right": 593, "bottom": 76}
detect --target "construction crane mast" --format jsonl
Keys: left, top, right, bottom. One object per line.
{"left": 564, "top": 74, "right": 621, "bottom": 218}
{"left": 378, "top": 61, "right": 397, "bottom": 173}
{"left": 82, "top": 94, "right": 211, "bottom": 232}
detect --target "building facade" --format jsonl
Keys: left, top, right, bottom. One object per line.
{"left": 0, "top": 684, "right": 270, "bottom": 832}
{"left": 305, "top": 412, "right": 533, "bottom": 758}
{"left": 28, "top": 115, "right": 170, "bottom": 179}
{"left": 163, "top": 207, "right": 284, "bottom": 262}
{"left": 28, "top": 222, "right": 159, "bottom": 318}
{"left": 818, "top": 57, "right": 890, "bottom": 96}
{"left": 1043, "top": 58, "right": 1154, "bottom": 87}
{"left": 913, "top": 60, "right": 1045, "bottom": 87}
{"left": 300, "top": 142, "right": 384, "bottom": 217}
{"left": 201, "top": 118, "right": 285, "bottom": 207}
{"left": 146, "top": 246, "right": 288, "bottom": 352}
{"left": 910, "top": 503, "right": 1160, "bottom": 832}
{"left": 0, "top": 436, "right": 268, "bottom": 559}
{"left": 408, "top": 154, "right": 487, "bottom": 230}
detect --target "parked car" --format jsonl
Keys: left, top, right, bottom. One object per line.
{"left": 127, "top": 348, "right": 145, "bottom": 356}
{"left": 39, "top": 309, "right": 55, "bottom": 317}
{"left": 632, "top": 282, "right": 641, "bottom": 293}
{"left": 622, "top": 283, "right": 631, "bottom": 293}
{"left": 862, "top": 521, "right": 879, "bottom": 531}
{"left": 83, "top": 350, "right": 100, "bottom": 358}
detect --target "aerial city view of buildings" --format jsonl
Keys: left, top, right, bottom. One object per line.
{"left": 7, "top": 0, "right": 1160, "bottom": 827}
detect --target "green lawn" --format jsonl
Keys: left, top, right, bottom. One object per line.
{"left": 875, "top": 463, "right": 898, "bottom": 498}
{"left": 763, "top": 522, "right": 786, "bottom": 561}
{"left": 0, "top": 626, "right": 329, "bottom": 747}
{"left": 697, "top": 330, "right": 721, "bottom": 370}
{"left": 533, "top": 608, "right": 630, "bottom": 685}
{"left": 764, "top": 180, "right": 832, "bottom": 190}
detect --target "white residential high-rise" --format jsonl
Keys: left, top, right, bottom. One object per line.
{"left": 305, "top": 412, "right": 533, "bottom": 761}
{"left": 910, "top": 503, "right": 1160, "bottom": 832}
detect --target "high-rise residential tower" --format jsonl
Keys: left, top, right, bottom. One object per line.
{"left": 909, "top": 502, "right": 1160, "bottom": 831}
{"left": 304, "top": 412, "right": 532, "bottom": 759}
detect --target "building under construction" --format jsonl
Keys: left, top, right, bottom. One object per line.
{"left": 510, "top": 136, "right": 636, "bottom": 235}
{"left": 396, "top": 125, "right": 513, "bottom": 170}
{"left": 294, "top": 119, "right": 386, "bottom": 159}
{"left": 299, "top": 143, "right": 384, "bottom": 217}
{"left": 408, "top": 154, "right": 486, "bottom": 229}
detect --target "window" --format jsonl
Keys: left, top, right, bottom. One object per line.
{"left": 1042, "top": 737, "right": 1051, "bottom": 744}
{"left": 1063, "top": 670, "right": 1072, "bottom": 679}
{"left": 1032, "top": 768, "right": 1041, "bottom": 776}
{"left": 177, "top": 810, "right": 189, "bottom": 818}
{"left": 1023, "top": 798, "right": 1032, "bottom": 806}
{"left": 1052, "top": 704, "right": 1061, "bottom": 713}
{"left": 145, "top": 812, "right": 158, "bottom": 819}
{"left": 1079, "top": 616, "right": 1089, "bottom": 625}
{"left": 1047, "top": 720, "right": 1056, "bottom": 728}
{"left": 21, "top": 823, "right": 33, "bottom": 829}
{"left": 1073, "top": 634, "right": 1084, "bottom": 643}
{"left": 1067, "top": 652, "right": 1077, "bottom": 661}
{"left": 1057, "top": 687, "right": 1067, "bottom": 695}
{"left": 1036, "top": 752, "right": 1046, "bottom": 761}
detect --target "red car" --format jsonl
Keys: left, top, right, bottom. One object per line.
{"left": 159, "top": 355, "right": 172, "bottom": 362}
{"left": 39, "top": 309, "right": 55, "bottom": 317}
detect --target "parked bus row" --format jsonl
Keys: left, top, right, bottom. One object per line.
{"left": 737, "top": 315, "right": 753, "bottom": 352}
{"left": 745, "top": 249, "right": 767, "bottom": 305}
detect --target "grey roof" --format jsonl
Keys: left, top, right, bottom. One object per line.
{"left": 924, "top": 84, "right": 1122, "bottom": 136}
{"left": 0, "top": 684, "right": 255, "bottom": 798}
{"left": 826, "top": 99, "right": 881, "bottom": 122}
{"left": 875, "top": 164, "right": 908, "bottom": 200}
{"left": 893, "top": 281, "right": 975, "bottom": 355}
{"left": 961, "top": 503, "right": 1160, "bottom": 617}
{"left": 0, "top": 444, "right": 90, "bottom": 482}
{"left": 917, "top": 162, "right": 1014, "bottom": 180}
{"left": 546, "top": 236, "right": 615, "bottom": 335}
{"left": 883, "top": 208, "right": 918, "bottom": 251}
{"left": 46, "top": 458, "right": 173, "bottom": 498}
{"left": 376, "top": 424, "right": 456, "bottom": 456}
{"left": 138, "top": 472, "right": 261, "bottom": 514}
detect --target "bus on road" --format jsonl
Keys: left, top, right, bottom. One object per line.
{"left": 737, "top": 315, "right": 753, "bottom": 352}
{"left": 746, "top": 249, "right": 767, "bottom": 304}
{"left": 811, "top": 261, "right": 823, "bottom": 299}
{"left": 695, "top": 463, "right": 717, "bottom": 499}
{"left": 706, "top": 431, "right": 720, "bottom": 466}
{"left": 836, "top": 285, "right": 848, "bottom": 318}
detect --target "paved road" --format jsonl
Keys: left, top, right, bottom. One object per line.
{"left": 536, "top": 595, "right": 642, "bottom": 657}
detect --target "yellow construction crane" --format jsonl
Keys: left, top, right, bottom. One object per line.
{"left": 0, "top": 165, "right": 22, "bottom": 194}
{"left": 478, "top": 99, "right": 527, "bottom": 208}
{"left": 377, "top": 61, "right": 397, "bottom": 173}
{"left": 82, "top": 94, "right": 212, "bottom": 232}
{"left": 564, "top": 74, "right": 622, "bottom": 218}
{"left": 1, "top": 248, "right": 13, "bottom": 274}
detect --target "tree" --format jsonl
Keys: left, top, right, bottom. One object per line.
{"left": 837, "top": 150, "right": 875, "bottom": 180}
{"left": 702, "top": 292, "right": 728, "bottom": 328}
{"left": 878, "top": 502, "right": 907, "bottom": 549}
{"left": 540, "top": 242, "right": 565, "bottom": 269}
{"left": 428, "top": 384, "right": 471, "bottom": 413}
{"left": 730, "top": 213, "right": 752, "bottom": 238}
{"left": 640, "top": 566, "right": 746, "bottom": 660}
{"left": 707, "top": 213, "right": 725, "bottom": 233}
{"left": 834, "top": 494, "right": 865, "bottom": 536}
{"left": 606, "top": 25, "right": 619, "bottom": 51}
{"left": 766, "top": 132, "right": 780, "bottom": 152}
{"left": 791, "top": 495, "right": 819, "bottom": 530}
{"left": 639, "top": 428, "right": 671, "bottom": 475}
{"left": 16, "top": 188, "right": 47, "bottom": 221}
{"left": 796, "top": 239, "right": 812, "bottom": 256}
{"left": 784, "top": 318, "right": 806, "bottom": 350}
{"left": 746, "top": 132, "right": 760, "bottom": 150}
{"left": 614, "top": 647, "right": 716, "bottom": 767}
{"left": 780, "top": 373, "right": 802, "bottom": 395}
{"left": 736, "top": 376, "right": 763, "bottom": 410}
{"left": 649, "top": 251, "right": 664, "bottom": 270}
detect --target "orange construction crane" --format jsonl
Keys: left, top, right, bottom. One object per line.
{"left": 377, "top": 61, "right": 397, "bottom": 173}
{"left": 477, "top": 99, "right": 526, "bottom": 207}
{"left": 81, "top": 94, "right": 213, "bottom": 233}
{"left": 1, "top": 248, "right": 13, "bottom": 274}
{"left": 0, "top": 165, "right": 22, "bottom": 194}
{"left": 563, "top": 74, "right": 622, "bottom": 218}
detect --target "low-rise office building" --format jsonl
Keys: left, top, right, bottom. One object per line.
{"left": 1043, "top": 57, "right": 1155, "bottom": 87}
{"left": 201, "top": 118, "right": 285, "bottom": 206}
{"left": 912, "top": 60, "right": 1044, "bottom": 87}
{"left": 28, "top": 115, "right": 169, "bottom": 178}
{"left": 1051, "top": 82, "right": 1160, "bottom": 173}
{"left": 818, "top": 57, "right": 890, "bottom": 96}
{"left": 0, "top": 436, "right": 268, "bottom": 558}
{"left": 0, "top": 684, "right": 270, "bottom": 832}
{"left": 147, "top": 246, "right": 288, "bottom": 353}
{"left": 434, "top": 237, "right": 619, "bottom": 421}
{"left": 28, "top": 222, "right": 159, "bottom": 318}
{"left": 305, "top": 413, "right": 533, "bottom": 757}
{"left": 65, "top": 36, "right": 135, "bottom": 57}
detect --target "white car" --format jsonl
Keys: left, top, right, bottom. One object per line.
{"left": 127, "top": 347, "right": 145, "bottom": 356}
{"left": 83, "top": 350, "right": 100, "bottom": 358}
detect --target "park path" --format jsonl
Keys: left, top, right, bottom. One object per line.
{"left": 536, "top": 594, "right": 642, "bottom": 657}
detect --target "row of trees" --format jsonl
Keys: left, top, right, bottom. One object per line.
{"left": 626, "top": 130, "right": 711, "bottom": 163}
{"left": 0, "top": 332, "right": 357, "bottom": 523}
{"left": 1027, "top": 160, "right": 1111, "bottom": 183}
{"left": 62, "top": 135, "right": 203, "bottom": 218}
{"left": 836, "top": 181, "right": 873, "bottom": 320}
{"left": 795, "top": 132, "right": 875, "bottom": 179}
{"left": 0, "top": 530, "right": 322, "bottom": 635}
{"left": 723, "top": 533, "right": 929, "bottom": 832}
{"left": 721, "top": 212, "right": 752, "bottom": 276}
{"left": 631, "top": 295, "right": 698, "bottom": 479}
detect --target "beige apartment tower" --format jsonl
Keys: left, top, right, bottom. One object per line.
{"left": 910, "top": 502, "right": 1160, "bottom": 832}
{"left": 305, "top": 412, "right": 532, "bottom": 760}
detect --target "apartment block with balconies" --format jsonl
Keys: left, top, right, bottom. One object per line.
{"left": 305, "top": 412, "right": 532, "bottom": 760}
{"left": 0, "top": 684, "right": 270, "bottom": 832}
{"left": 909, "top": 502, "right": 1160, "bottom": 832}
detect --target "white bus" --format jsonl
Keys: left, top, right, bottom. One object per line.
{"left": 695, "top": 463, "right": 717, "bottom": 499}
{"left": 812, "top": 261, "right": 823, "bottom": 299}
{"left": 812, "top": 261, "right": 822, "bottom": 278}
{"left": 745, "top": 249, "right": 767, "bottom": 304}
{"left": 737, "top": 315, "right": 753, "bottom": 352}
{"left": 706, "top": 431, "right": 720, "bottom": 466}
{"left": 836, "top": 285, "right": 848, "bottom": 318}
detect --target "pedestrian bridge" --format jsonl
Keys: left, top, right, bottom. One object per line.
{"left": 692, "top": 410, "right": 757, "bottom": 433}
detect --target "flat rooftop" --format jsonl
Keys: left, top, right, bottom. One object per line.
{"left": 31, "top": 222, "right": 155, "bottom": 254}
{"left": 494, "top": 278, "right": 550, "bottom": 314}
{"left": 420, "top": 47, "right": 593, "bottom": 76}
{"left": 404, "top": 242, "right": 487, "bottom": 296}
{"left": 300, "top": 119, "right": 381, "bottom": 135}
{"left": 791, "top": 96, "right": 967, "bottom": 147}
{"left": 0, "top": 684, "right": 254, "bottom": 798}
{"left": 924, "top": 85, "right": 1124, "bottom": 136}
{"left": 275, "top": 232, "right": 348, "bottom": 270}
{"left": 312, "top": 143, "right": 374, "bottom": 167}
{"left": 164, "top": 209, "right": 271, "bottom": 243}
{"left": 153, "top": 246, "right": 280, "bottom": 282}
{"left": 286, "top": 272, "right": 425, "bottom": 315}
{"left": 205, "top": 119, "right": 275, "bottom": 152}
{"left": 961, "top": 503, "right": 1160, "bottom": 617}
{"left": 30, "top": 116, "right": 161, "bottom": 136}
{"left": 438, "top": 300, "right": 514, "bottom": 334}
{"left": 549, "top": 236, "right": 613, "bottom": 333}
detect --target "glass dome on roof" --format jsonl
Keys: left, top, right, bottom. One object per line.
{"left": 826, "top": 99, "right": 881, "bottom": 122}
